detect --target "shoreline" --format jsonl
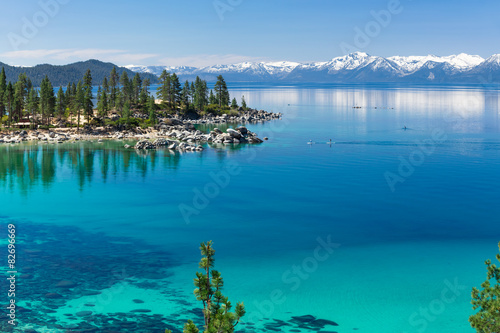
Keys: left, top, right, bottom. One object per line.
{"left": 0, "top": 109, "right": 281, "bottom": 152}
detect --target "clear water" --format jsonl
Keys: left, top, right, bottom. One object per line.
{"left": 1, "top": 83, "right": 500, "bottom": 332}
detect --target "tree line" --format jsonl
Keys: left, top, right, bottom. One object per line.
{"left": 156, "top": 71, "right": 246, "bottom": 113}
{"left": 0, "top": 66, "right": 246, "bottom": 131}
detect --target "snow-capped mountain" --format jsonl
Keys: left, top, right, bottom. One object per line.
{"left": 125, "top": 65, "right": 198, "bottom": 76}
{"left": 126, "top": 52, "right": 500, "bottom": 83}
{"left": 388, "top": 53, "right": 484, "bottom": 73}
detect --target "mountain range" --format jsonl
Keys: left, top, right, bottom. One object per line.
{"left": 126, "top": 52, "right": 500, "bottom": 84}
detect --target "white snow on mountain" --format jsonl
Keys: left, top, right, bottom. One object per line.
{"left": 126, "top": 53, "right": 498, "bottom": 82}
{"left": 295, "top": 52, "right": 376, "bottom": 72}
{"left": 325, "top": 52, "right": 376, "bottom": 71}
{"left": 262, "top": 61, "right": 301, "bottom": 74}
{"left": 202, "top": 62, "right": 267, "bottom": 74}
{"left": 388, "top": 53, "right": 484, "bottom": 73}
{"left": 482, "top": 54, "right": 500, "bottom": 66}
{"left": 125, "top": 65, "right": 198, "bottom": 76}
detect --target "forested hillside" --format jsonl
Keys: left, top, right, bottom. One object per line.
{"left": 0, "top": 59, "right": 159, "bottom": 87}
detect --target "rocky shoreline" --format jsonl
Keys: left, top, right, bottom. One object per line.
{"left": 0, "top": 109, "right": 280, "bottom": 152}
{"left": 182, "top": 108, "right": 281, "bottom": 124}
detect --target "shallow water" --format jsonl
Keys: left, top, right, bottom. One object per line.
{"left": 1, "top": 83, "right": 500, "bottom": 332}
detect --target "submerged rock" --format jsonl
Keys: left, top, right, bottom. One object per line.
{"left": 75, "top": 311, "right": 93, "bottom": 317}
{"left": 55, "top": 280, "right": 77, "bottom": 288}
{"left": 130, "top": 309, "right": 152, "bottom": 313}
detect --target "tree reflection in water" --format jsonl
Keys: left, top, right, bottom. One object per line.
{"left": 0, "top": 141, "right": 184, "bottom": 194}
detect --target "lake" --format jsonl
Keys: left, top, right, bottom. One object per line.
{"left": 1, "top": 83, "right": 499, "bottom": 332}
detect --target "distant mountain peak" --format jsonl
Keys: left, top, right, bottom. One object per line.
{"left": 485, "top": 54, "right": 500, "bottom": 65}
{"left": 346, "top": 51, "right": 370, "bottom": 57}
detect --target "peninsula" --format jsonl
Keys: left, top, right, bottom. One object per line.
{"left": 0, "top": 67, "right": 281, "bottom": 151}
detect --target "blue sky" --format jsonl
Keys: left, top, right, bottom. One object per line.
{"left": 0, "top": 0, "right": 498, "bottom": 67}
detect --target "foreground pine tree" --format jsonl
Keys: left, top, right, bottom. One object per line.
{"left": 470, "top": 241, "right": 500, "bottom": 332}
{"left": 166, "top": 241, "right": 245, "bottom": 333}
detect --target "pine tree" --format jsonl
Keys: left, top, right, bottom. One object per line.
{"left": 182, "top": 80, "right": 191, "bottom": 110}
{"left": 109, "top": 67, "right": 119, "bottom": 108}
{"left": 470, "top": 241, "right": 500, "bottom": 332}
{"left": 171, "top": 73, "right": 182, "bottom": 110}
{"left": 140, "top": 78, "right": 151, "bottom": 106}
{"left": 231, "top": 97, "right": 238, "bottom": 109}
{"left": 157, "top": 70, "right": 172, "bottom": 108}
{"left": 120, "top": 71, "right": 132, "bottom": 104}
{"left": 148, "top": 96, "right": 157, "bottom": 124}
{"left": 193, "top": 76, "right": 208, "bottom": 110}
{"left": 75, "top": 80, "right": 84, "bottom": 131}
{"left": 97, "top": 86, "right": 101, "bottom": 102}
{"left": 68, "top": 82, "right": 77, "bottom": 126}
{"left": 209, "top": 90, "right": 217, "bottom": 105}
{"left": 100, "top": 90, "right": 109, "bottom": 118}
{"left": 26, "top": 77, "right": 33, "bottom": 92}
{"left": 115, "top": 91, "right": 125, "bottom": 117}
{"left": 27, "top": 88, "right": 38, "bottom": 129}
{"left": 83, "top": 69, "right": 94, "bottom": 123}
{"left": 13, "top": 82, "right": 23, "bottom": 123}
{"left": 39, "top": 76, "right": 55, "bottom": 126}
{"left": 190, "top": 82, "right": 196, "bottom": 101}
{"left": 14, "top": 73, "right": 29, "bottom": 122}
{"left": 0, "top": 67, "right": 6, "bottom": 119}
{"left": 56, "top": 86, "right": 66, "bottom": 119}
{"left": 241, "top": 95, "right": 247, "bottom": 110}
{"left": 5, "top": 83, "right": 14, "bottom": 126}
{"left": 96, "top": 86, "right": 103, "bottom": 117}
{"left": 102, "top": 77, "right": 109, "bottom": 94}
{"left": 139, "top": 88, "right": 148, "bottom": 110}
{"left": 143, "top": 78, "right": 150, "bottom": 92}
{"left": 132, "top": 73, "right": 142, "bottom": 104}
{"left": 214, "top": 75, "right": 230, "bottom": 107}
{"left": 65, "top": 82, "right": 72, "bottom": 101}
{"left": 166, "top": 241, "right": 245, "bottom": 333}
{"left": 123, "top": 101, "right": 131, "bottom": 120}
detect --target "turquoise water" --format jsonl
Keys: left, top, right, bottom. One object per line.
{"left": 1, "top": 83, "right": 500, "bottom": 332}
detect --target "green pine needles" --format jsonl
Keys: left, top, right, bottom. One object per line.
{"left": 470, "top": 241, "right": 500, "bottom": 332}
{"left": 167, "top": 241, "right": 245, "bottom": 333}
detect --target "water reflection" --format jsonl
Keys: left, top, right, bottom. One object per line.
{"left": 0, "top": 139, "right": 255, "bottom": 194}
{"left": 231, "top": 83, "right": 500, "bottom": 131}
{"left": 0, "top": 142, "right": 185, "bottom": 193}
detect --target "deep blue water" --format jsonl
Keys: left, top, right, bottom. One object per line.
{"left": 1, "top": 83, "right": 500, "bottom": 332}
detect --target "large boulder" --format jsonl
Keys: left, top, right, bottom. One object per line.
{"left": 236, "top": 126, "right": 248, "bottom": 135}
{"left": 226, "top": 128, "right": 242, "bottom": 139}
{"left": 134, "top": 140, "right": 156, "bottom": 150}
{"left": 153, "top": 138, "right": 169, "bottom": 146}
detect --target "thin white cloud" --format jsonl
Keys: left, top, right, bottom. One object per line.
{"left": 0, "top": 49, "right": 158, "bottom": 66}
{"left": 0, "top": 49, "right": 271, "bottom": 68}
{"left": 157, "top": 54, "right": 271, "bottom": 67}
